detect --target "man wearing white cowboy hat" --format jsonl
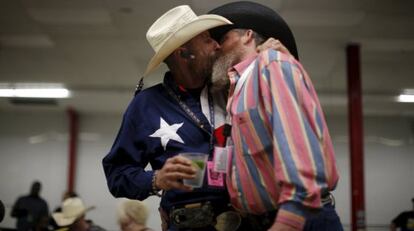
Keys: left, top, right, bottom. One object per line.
{"left": 103, "top": 4, "right": 287, "bottom": 231}
{"left": 103, "top": 5, "right": 240, "bottom": 231}
{"left": 52, "top": 197, "right": 105, "bottom": 231}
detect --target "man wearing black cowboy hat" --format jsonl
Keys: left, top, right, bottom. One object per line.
{"left": 208, "top": 1, "right": 343, "bottom": 231}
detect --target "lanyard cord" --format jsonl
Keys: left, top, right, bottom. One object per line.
{"left": 163, "top": 84, "right": 215, "bottom": 152}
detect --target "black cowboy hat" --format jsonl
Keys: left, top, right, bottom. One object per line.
{"left": 209, "top": 1, "right": 299, "bottom": 60}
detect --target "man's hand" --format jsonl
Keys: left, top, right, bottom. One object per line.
{"left": 257, "top": 38, "right": 291, "bottom": 56}
{"left": 268, "top": 221, "right": 301, "bottom": 231}
{"left": 155, "top": 155, "right": 197, "bottom": 191}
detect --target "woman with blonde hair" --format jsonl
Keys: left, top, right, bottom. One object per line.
{"left": 117, "top": 200, "right": 153, "bottom": 231}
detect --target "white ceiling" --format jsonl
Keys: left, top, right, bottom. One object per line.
{"left": 0, "top": 0, "right": 413, "bottom": 116}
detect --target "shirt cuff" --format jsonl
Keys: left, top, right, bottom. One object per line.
{"left": 135, "top": 170, "right": 155, "bottom": 199}
{"left": 276, "top": 202, "right": 309, "bottom": 230}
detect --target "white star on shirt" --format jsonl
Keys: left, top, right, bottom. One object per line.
{"left": 150, "top": 118, "right": 184, "bottom": 150}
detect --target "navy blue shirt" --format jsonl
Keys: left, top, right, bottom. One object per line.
{"left": 102, "top": 72, "right": 228, "bottom": 211}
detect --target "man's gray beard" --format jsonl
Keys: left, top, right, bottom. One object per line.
{"left": 210, "top": 50, "right": 242, "bottom": 94}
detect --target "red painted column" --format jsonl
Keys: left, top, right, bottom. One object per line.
{"left": 346, "top": 44, "right": 366, "bottom": 231}
{"left": 67, "top": 108, "right": 79, "bottom": 193}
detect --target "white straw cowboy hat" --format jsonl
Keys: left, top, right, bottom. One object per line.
{"left": 52, "top": 197, "right": 95, "bottom": 227}
{"left": 144, "top": 5, "right": 232, "bottom": 76}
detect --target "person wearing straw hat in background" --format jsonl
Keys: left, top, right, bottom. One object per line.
{"left": 102, "top": 4, "right": 289, "bottom": 231}
{"left": 52, "top": 197, "right": 105, "bottom": 231}
{"left": 208, "top": 1, "right": 343, "bottom": 231}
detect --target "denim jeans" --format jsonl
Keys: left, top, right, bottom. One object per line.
{"left": 303, "top": 203, "right": 344, "bottom": 231}
{"left": 239, "top": 203, "right": 343, "bottom": 231}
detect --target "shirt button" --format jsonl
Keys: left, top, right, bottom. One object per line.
{"left": 200, "top": 124, "right": 204, "bottom": 128}
{"left": 238, "top": 192, "right": 242, "bottom": 197}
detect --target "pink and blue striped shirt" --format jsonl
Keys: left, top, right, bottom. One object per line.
{"left": 225, "top": 49, "right": 339, "bottom": 229}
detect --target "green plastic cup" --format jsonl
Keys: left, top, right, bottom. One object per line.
{"left": 180, "top": 152, "right": 208, "bottom": 188}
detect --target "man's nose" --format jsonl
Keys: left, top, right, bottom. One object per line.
{"left": 213, "top": 40, "right": 221, "bottom": 51}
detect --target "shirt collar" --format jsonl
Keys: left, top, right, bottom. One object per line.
{"left": 231, "top": 54, "right": 258, "bottom": 77}
{"left": 227, "top": 54, "right": 257, "bottom": 101}
{"left": 163, "top": 71, "right": 204, "bottom": 99}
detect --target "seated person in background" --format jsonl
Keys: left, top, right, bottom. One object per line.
{"left": 117, "top": 200, "right": 154, "bottom": 231}
{"left": 52, "top": 197, "right": 106, "bottom": 231}
{"left": 390, "top": 198, "right": 414, "bottom": 231}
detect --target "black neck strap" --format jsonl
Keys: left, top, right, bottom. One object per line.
{"left": 163, "top": 83, "right": 215, "bottom": 152}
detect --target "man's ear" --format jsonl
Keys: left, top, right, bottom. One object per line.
{"left": 175, "top": 47, "right": 194, "bottom": 60}
{"left": 241, "top": 29, "right": 255, "bottom": 45}
{"left": 170, "top": 48, "right": 187, "bottom": 61}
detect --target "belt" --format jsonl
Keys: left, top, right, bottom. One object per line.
{"left": 169, "top": 201, "right": 215, "bottom": 229}
{"left": 321, "top": 192, "right": 335, "bottom": 206}
{"left": 169, "top": 201, "right": 240, "bottom": 230}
